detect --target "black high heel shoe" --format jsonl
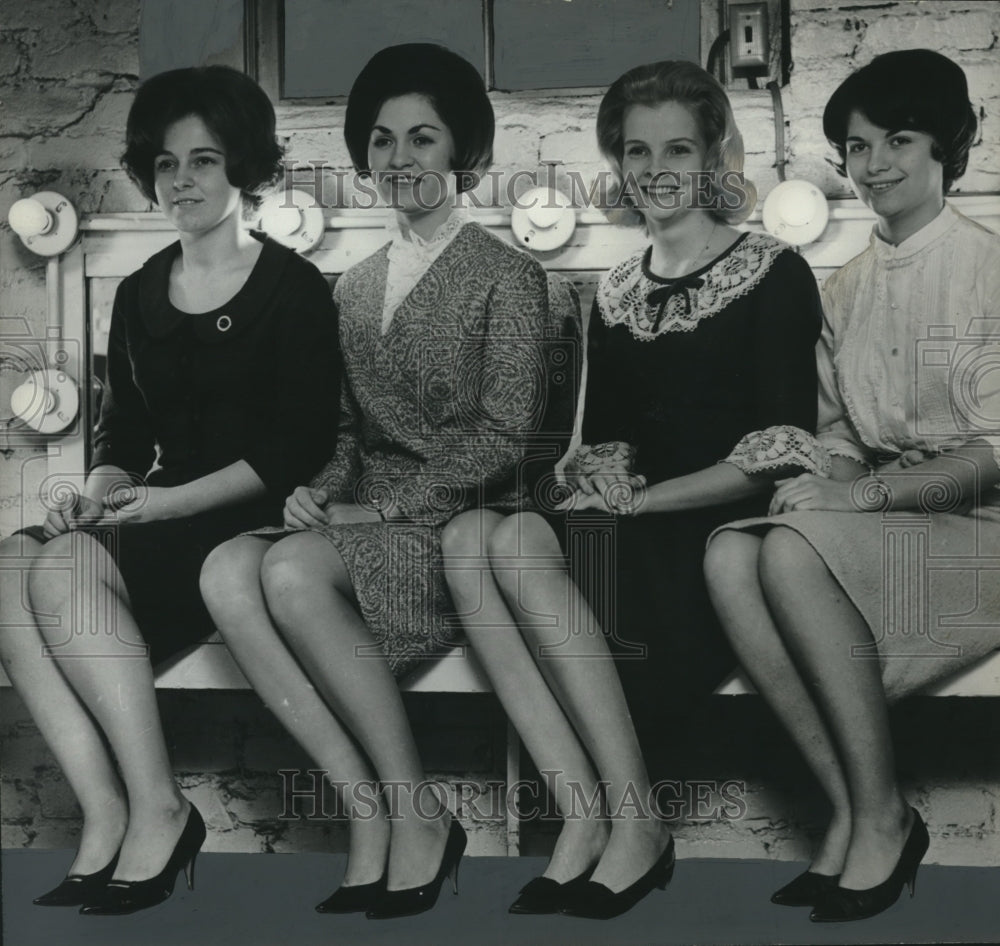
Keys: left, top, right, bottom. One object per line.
{"left": 559, "top": 836, "right": 675, "bottom": 920}
{"left": 315, "top": 875, "right": 386, "bottom": 914}
{"left": 79, "top": 804, "right": 206, "bottom": 916}
{"left": 508, "top": 865, "right": 596, "bottom": 915}
{"left": 770, "top": 869, "right": 840, "bottom": 907}
{"left": 366, "top": 819, "right": 467, "bottom": 920}
{"left": 810, "top": 807, "right": 929, "bottom": 923}
{"left": 33, "top": 851, "right": 121, "bottom": 907}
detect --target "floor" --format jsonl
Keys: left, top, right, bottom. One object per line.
{"left": 3, "top": 850, "right": 998, "bottom": 946}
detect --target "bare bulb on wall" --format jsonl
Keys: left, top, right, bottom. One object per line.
{"left": 7, "top": 192, "right": 78, "bottom": 256}
{"left": 9, "top": 198, "right": 54, "bottom": 239}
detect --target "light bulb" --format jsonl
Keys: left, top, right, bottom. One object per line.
{"left": 777, "top": 188, "right": 813, "bottom": 228}
{"left": 259, "top": 203, "right": 302, "bottom": 237}
{"left": 9, "top": 198, "right": 53, "bottom": 239}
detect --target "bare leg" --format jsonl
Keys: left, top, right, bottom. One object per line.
{"left": 704, "top": 530, "right": 852, "bottom": 876}
{"left": 0, "top": 535, "right": 128, "bottom": 875}
{"left": 441, "top": 510, "right": 609, "bottom": 882}
{"left": 487, "top": 512, "right": 671, "bottom": 894}
{"left": 200, "top": 536, "right": 389, "bottom": 887}
{"left": 28, "top": 532, "right": 189, "bottom": 882}
{"left": 758, "top": 527, "right": 911, "bottom": 891}
{"left": 258, "top": 532, "right": 449, "bottom": 892}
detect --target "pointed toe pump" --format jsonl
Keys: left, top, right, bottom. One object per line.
{"left": 810, "top": 808, "right": 929, "bottom": 923}
{"left": 559, "top": 837, "right": 675, "bottom": 920}
{"left": 33, "top": 852, "right": 121, "bottom": 907}
{"left": 770, "top": 869, "right": 840, "bottom": 907}
{"left": 366, "top": 819, "right": 467, "bottom": 920}
{"left": 315, "top": 876, "right": 386, "bottom": 914}
{"left": 80, "top": 804, "right": 206, "bottom": 916}
{"left": 508, "top": 866, "right": 595, "bottom": 915}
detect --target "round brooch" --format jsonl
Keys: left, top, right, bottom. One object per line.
{"left": 216, "top": 314, "right": 232, "bottom": 333}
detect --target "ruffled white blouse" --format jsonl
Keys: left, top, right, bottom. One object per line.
{"left": 381, "top": 209, "right": 469, "bottom": 333}
{"left": 816, "top": 203, "right": 1000, "bottom": 497}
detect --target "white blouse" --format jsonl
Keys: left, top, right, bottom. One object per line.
{"left": 381, "top": 209, "right": 469, "bottom": 333}
{"left": 816, "top": 203, "right": 1000, "bottom": 499}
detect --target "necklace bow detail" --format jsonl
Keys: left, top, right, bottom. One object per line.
{"left": 646, "top": 276, "right": 705, "bottom": 330}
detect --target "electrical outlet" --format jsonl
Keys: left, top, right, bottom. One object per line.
{"left": 728, "top": 1, "right": 769, "bottom": 72}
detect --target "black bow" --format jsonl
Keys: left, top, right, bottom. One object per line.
{"left": 646, "top": 276, "right": 705, "bottom": 331}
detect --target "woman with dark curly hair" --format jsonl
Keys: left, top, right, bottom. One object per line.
{"left": 200, "top": 44, "right": 577, "bottom": 920}
{"left": 0, "top": 66, "right": 340, "bottom": 914}
{"left": 705, "top": 49, "right": 999, "bottom": 923}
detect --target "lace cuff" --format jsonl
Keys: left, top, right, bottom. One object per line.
{"left": 721, "top": 425, "right": 832, "bottom": 479}
{"left": 571, "top": 441, "right": 637, "bottom": 474}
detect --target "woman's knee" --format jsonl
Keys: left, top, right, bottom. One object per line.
{"left": 260, "top": 534, "right": 348, "bottom": 619}
{"left": 486, "top": 512, "right": 556, "bottom": 561}
{"left": 703, "top": 529, "right": 760, "bottom": 596}
{"left": 758, "top": 526, "right": 820, "bottom": 592}
{"left": 441, "top": 509, "right": 490, "bottom": 559}
{"left": 200, "top": 537, "right": 263, "bottom": 613}
{"left": 26, "top": 532, "right": 91, "bottom": 612}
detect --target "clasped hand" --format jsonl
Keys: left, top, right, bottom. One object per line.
{"left": 556, "top": 470, "right": 647, "bottom": 515}
{"left": 768, "top": 474, "right": 856, "bottom": 515}
{"left": 283, "top": 486, "right": 383, "bottom": 530}
{"left": 42, "top": 484, "right": 181, "bottom": 536}
{"left": 768, "top": 449, "right": 930, "bottom": 515}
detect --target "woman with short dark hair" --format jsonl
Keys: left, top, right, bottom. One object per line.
{"left": 0, "top": 64, "right": 340, "bottom": 915}
{"left": 200, "top": 43, "right": 574, "bottom": 921}
{"left": 705, "top": 49, "right": 999, "bottom": 923}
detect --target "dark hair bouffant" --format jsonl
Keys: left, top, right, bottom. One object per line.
{"left": 823, "top": 49, "right": 978, "bottom": 193}
{"left": 122, "top": 65, "right": 284, "bottom": 209}
{"left": 344, "top": 44, "right": 494, "bottom": 193}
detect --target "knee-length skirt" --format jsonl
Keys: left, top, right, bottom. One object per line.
{"left": 713, "top": 506, "right": 1000, "bottom": 698}
{"left": 542, "top": 494, "right": 768, "bottom": 741}
{"left": 18, "top": 498, "right": 278, "bottom": 667}
{"left": 250, "top": 519, "right": 458, "bottom": 680}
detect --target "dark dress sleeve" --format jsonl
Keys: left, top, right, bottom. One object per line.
{"left": 577, "top": 295, "right": 638, "bottom": 472}
{"left": 90, "top": 278, "right": 156, "bottom": 478}
{"left": 241, "top": 263, "right": 341, "bottom": 498}
{"left": 748, "top": 249, "right": 822, "bottom": 433}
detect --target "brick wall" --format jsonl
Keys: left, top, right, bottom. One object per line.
{"left": 1, "top": 0, "right": 999, "bottom": 863}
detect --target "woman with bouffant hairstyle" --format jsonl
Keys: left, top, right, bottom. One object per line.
{"left": 596, "top": 58, "right": 756, "bottom": 226}
{"left": 122, "top": 64, "right": 285, "bottom": 208}
{"left": 442, "top": 59, "right": 822, "bottom": 919}
{"left": 200, "top": 44, "right": 576, "bottom": 921}
{"left": 706, "top": 49, "right": 998, "bottom": 923}
{"left": 0, "top": 64, "right": 339, "bottom": 915}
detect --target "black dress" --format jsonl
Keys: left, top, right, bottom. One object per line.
{"left": 552, "top": 232, "right": 822, "bottom": 746}
{"left": 18, "top": 234, "right": 341, "bottom": 665}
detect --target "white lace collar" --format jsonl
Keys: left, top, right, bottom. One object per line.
{"left": 597, "top": 231, "right": 789, "bottom": 341}
{"left": 386, "top": 208, "right": 470, "bottom": 256}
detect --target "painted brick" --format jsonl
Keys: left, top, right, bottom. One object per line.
{"left": 927, "top": 786, "right": 996, "bottom": 831}
{"left": 36, "top": 778, "right": 80, "bottom": 820}
{"left": 178, "top": 779, "right": 236, "bottom": 830}
{"left": 27, "top": 31, "right": 137, "bottom": 80}
{"left": 0, "top": 33, "right": 22, "bottom": 77}
{"left": 71, "top": 0, "right": 141, "bottom": 35}
{"left": 270, "top": 820, "right": 348, "bottom": 855}
{"left": 792, "top": 15, "right": 866, "bottom": 64}
{"left": 0, "top": 82, "right": 102, "bottom": 138}
{"left": 540, "top": 128, "right": 601, "bottom": 167}
{"left": 865, "top": 10, "right": 996, "bottom": 53}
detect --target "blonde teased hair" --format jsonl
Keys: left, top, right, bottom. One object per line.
{"left": 596, "top": 60, "right": 756, "bottom": 225}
